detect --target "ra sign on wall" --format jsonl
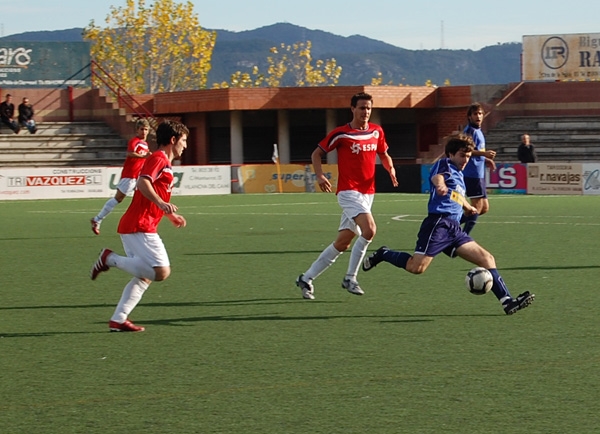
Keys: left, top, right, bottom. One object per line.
{"left": 522, "top": 33, "right": 600, "bottom": 81}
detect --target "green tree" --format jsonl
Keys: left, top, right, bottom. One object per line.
{"left": 84, "top": 0, "right": 216, "bottom": 94}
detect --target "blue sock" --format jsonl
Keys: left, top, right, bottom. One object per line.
{"left": 463, "top": 214, "right": 478, "bottom": 235}
{"left": 381, "top": 250, "right": 411, "bottom": 269}
{"left": 488, "top": 268, "right": 511, "bottom": 301}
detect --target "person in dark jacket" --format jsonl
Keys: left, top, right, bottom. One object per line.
{"left": 517, "top": 134, "right": 537, "bottom": 163}
{"left": 0, "top": 94, "right": 20, "bottom": 134}
{"left": 18, "top": 97, "right": 37, "bottom": 134}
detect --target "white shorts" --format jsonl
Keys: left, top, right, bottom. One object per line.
{"left": 120, "top": 232, "right": 170, "bottom": 267}
{"left": 336, "top": 190, "right": 374, "bottom": 235}
{"left": 117, "top": 177, "right": 137, "bottom": 196}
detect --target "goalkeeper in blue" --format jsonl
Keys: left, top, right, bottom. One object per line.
{"left": 362, "top": 133, "right": 534, "bottom": 315}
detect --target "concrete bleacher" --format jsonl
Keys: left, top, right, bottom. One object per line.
{"left": 487, "top": 116, "right": 600, "bottom": 163}
{"left": 0, "top": 121, "right": 126, "bottom": 167}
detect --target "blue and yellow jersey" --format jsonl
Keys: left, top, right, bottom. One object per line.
{"left": 427, "top": 158, "right": 467, "bottom": 222}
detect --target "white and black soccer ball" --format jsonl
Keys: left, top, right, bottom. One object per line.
{"left": 465, "top": 267, "right": 493, "bottom": 295}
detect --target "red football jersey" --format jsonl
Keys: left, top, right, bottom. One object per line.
{"left": 318, "top": 123, "right": 389, "bottom": 194}
{"left": 120, "top": 136, "right": 150, "bottom": 179}
{"left": 118, "top": 151, "right": 174, "bottom": 234}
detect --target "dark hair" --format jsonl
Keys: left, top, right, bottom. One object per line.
{"left": 445, "top": 133, "right": 475, "bottom": 156}
{"left": 351, "top": 92, "right": 373, "bottom": 108}
{"left": 466, "top": 102, "right": 484, "bottom": 117}
{"left": 156, "top": 120, "right": 189, "bottom": 146}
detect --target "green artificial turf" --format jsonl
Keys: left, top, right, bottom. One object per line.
{"left": 1, "top": 193, "right": 599, "bottom": 433}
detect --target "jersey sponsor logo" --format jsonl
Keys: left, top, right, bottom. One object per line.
{"left": 351, "top": 143, "right": 378, "bottom": 154}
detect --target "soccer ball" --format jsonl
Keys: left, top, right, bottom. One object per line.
{"left": 465, "top": 267, "right": 493, "bottom": 295}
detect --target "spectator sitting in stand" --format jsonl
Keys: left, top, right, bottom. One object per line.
{"left": 18, "top": 97, "right": 38, "bottom": 134}
{"left": 0, "top": 94, "right": 20, "bottom": 134}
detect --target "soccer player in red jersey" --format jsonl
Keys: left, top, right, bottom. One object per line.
{"left": 296, "top": 92, "right": 398, "bottom": 300}
{"left": 90, "top": 120, "right": 188, "bottom": 332}
{"left": 91, "top": 118, "right": 151, "bottom": 235}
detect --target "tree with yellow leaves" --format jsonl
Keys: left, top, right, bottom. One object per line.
{"left": 214, "top": 40, "right": 341, "bottom": 88}
{"left": 84, "top": 0, "right": 216, "bottom": 94}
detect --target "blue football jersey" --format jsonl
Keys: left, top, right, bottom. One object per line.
{"left": 462, "top": 124, "right": 486, "bottom": 178}
{"left": 428, "top": 158, "right": 467, "bottom": 221}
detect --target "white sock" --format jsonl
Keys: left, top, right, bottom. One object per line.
{"left": 95, "top": 197, "right": 119, "bottom": 221}
{"left": 108, "top": 253, "right": 156, "bottom": 280}
{"left": 346, "top": 236, "right": 371, "bottom": 281}
{"left": 111, "top": 278, "right": 150, "bottom": 323}
{"left": 304, "top": 243, "right": 342, "bottom": 281}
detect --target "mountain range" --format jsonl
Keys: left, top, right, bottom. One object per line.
{"left": 0, "top": 23, "right": 522, "bottom": 86}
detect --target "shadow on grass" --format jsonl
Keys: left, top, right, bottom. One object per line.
{"left": 185, "top": 250, "right": 334, "bottom": 256}
{"left": 120, "top": 311, "right": 500, "bottom": 328}
{"left": 0, "top": 331, "right": 106, "bottom": 338}
{"left": 0, "top": 298, "right": 328, "bottom": 311}
{"left": 501, "top": 265, "right": 600, "bottom": 271}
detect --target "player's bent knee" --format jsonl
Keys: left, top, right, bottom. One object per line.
{"left": 153, "top": 267, "right": 171, "bottom": 281}
{"left": 360, "top": 225, "right": 376, "bottom": 241}
{"left": 406, "top": 261, "right": 427, "bottom": 275}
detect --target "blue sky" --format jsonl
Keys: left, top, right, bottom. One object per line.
{"left": 1, "top": 0, "right": 598, "bottom": 50}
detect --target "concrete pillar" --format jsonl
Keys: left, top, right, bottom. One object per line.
{"left": 325, "top": 109, "right": 338, "bottom": 164}
{"left": 277, "top": 110, "right": 290, "bottom": 164}
{"left": 230, "top": 110, "right": 243, "bottom": 164}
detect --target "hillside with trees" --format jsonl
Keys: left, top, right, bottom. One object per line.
{"left": 0, "top": 22, "right": 522, "bottom": 87}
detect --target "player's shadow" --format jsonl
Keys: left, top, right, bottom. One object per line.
{"left": 185, "top": 250, "right": 334, "bottom": 256}
{"left": 0, "top": 298, "right": 319, "bottom": 312}
{"left": 126, "top": 311, "right": 500, "bottom": 328}
{"left": 500, "top": 265, "right": 600, "bottom": 271}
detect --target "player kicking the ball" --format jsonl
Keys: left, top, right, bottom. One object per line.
{"left": 90, "top": 120, "right": 188, "bottom": 332}
{"left": 362, "top": 133, "right": 534, "bottom": 315}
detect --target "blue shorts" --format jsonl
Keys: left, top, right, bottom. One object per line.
{"left": 464, "top": 176, "right": 487, "bottom": 199}
{"left": 414, "top": 214, "right": 473, "bottom": 257}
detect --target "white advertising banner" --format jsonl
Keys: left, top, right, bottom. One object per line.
{"left": 107, "top": 165, "right": 231, "bottom": 197}
{"left": 526, "top": 163, "right": 583, "bottom": 195}
{"left": 0, "top": 166, "right": 108, "bottom": 200}
{"left": 0, "top": 165, "right": 231, "bottom": 200}
{"left": 582, "top": 163, "right": 600, "bottom": 195}
{"left": 523, "top": 33, "right": 600, "bottom": 81}
{"left": 171, "top": 165, "right": 231, "bottom": 196}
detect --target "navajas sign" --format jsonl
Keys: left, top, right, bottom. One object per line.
{"left": 0, "top": 41, "right": 91, "bottom": 87}
{"left": 522, "top": 33, "right": 600, "bottom": 81}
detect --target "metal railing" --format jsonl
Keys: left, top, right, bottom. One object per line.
{"left": 90, "top": 60, "right": 159, "bottom": 130}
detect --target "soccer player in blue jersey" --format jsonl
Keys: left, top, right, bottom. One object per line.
{"left": 362, "top": 133, "right": 534, "bottom": 315}
{"left": 461, "top": 103, "right": 496, "bottom": 235}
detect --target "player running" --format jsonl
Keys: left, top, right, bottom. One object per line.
{"left": 460, "top": 102, "right": 496, "bottom": 235}
{"left": 295, "top": 92, "right": 398, "bottom": 300}
{"left": 90, "top": 120, "right": 188, "bottom": 332}
{"left": 91, "top": 118, "right": 151, "bottom": 235}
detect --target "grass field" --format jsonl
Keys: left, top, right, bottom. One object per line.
{"left": 1, "top": 192, "right": 599, "bottom": 433}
